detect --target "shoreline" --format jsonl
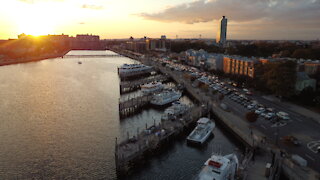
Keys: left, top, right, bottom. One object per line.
{"left": 0, "top": 50, "right": 70, "bottom": 67}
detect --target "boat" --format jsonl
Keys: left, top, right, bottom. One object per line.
{"left": 141, "top": 82, "right": 164, "bottom": 94}
{"left": 187, "top": 117, "right": 215, "bottom": 144}
{"left": 150, "top": 89, "right": 182, "bottom": 106}
{"left": 195, "top": 153, "right": 239, "bottom": 180}
{"left": 161, "top": 101, "right": 189, "bottom": 120}
{"left": 118, "top": 64, "right": 152, "bottom": 78}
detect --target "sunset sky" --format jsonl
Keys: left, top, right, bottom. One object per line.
{"left": 0, "top": 0, "right": 319, "bottom": 40}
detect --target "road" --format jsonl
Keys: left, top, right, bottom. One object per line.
{"left": 157, "top": 61, "right": 320, "bottom": 173}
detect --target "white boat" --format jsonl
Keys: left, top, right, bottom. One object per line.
{"left": 161, "top": 101, "right": 189, "bottom": 120}
{"left": 150, "top": 89, "right": 182, "bottom": 106}
{"left": 118, "top": 64, "right": 152, "bottom": 78}
{"left": 195, "top": 153, "right": 239, "bottom": 180}
{"left": 187, "top": 118, "right": 215, "bottom": 144}
{"left": 141, "top": 82, "right": 164, "bottom": 94}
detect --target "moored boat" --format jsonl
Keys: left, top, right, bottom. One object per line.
{"left": 118, "top": 64, "right": 152, "bottom": 78}
{"left": 195, "top": 153, "right": 239, "bottom": 180}
{"left": 150, "top": 89, "right": 182, "bottom": 106}
{"left": 141, "top": 82, "right": 164, "bottom": 94}
{"left": 187, "top": 117, "right": 215, "bottom": 144}
{"left": 161, "top": 101, "right": 189, "bottom": 121}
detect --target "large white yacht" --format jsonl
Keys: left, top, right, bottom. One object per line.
{"left": 187, "top": 118, "right": 215, "bottom": 144}
{"left": 161, "top": 101, "right": 189, "bottom": 120}
{"left": 150, "top": 89, "right": 182, "bottom": 106}
{"left": 141, "top": 82, "right": 164, "bottom": 94}
{"left": 118, "top": 64, "right": 152, "bottom": 78}
{"left": 195, "top": 153, "right": 239, "bottom": 180}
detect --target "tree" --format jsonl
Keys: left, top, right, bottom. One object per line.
{"left": 246, "top": 112, "right": 258, "bottom": 122}
{"left": 262, "top": 61, "right": 297, "bottom": 97}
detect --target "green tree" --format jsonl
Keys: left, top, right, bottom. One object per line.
{"left": 262, "top": 61, "right": 297, "bottom": 97}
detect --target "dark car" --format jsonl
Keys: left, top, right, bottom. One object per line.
{"left": 283, "top": 135, "right": 300, "bottom": 146}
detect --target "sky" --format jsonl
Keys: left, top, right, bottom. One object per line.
{"left": 0, "top": 0, "right": 319, "bottom": 40}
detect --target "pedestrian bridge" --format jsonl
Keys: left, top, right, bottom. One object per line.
{"left": 63, "top": 54, "right": 122, "bottom": 58}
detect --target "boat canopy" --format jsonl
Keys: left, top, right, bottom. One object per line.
{"left": 197, "top": 117, "right": 210, "bottom": 124}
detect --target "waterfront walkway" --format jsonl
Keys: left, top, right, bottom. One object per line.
{"left": 115, "top": 106, "right": 203, "bottom": 173}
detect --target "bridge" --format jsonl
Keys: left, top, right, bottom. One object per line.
{"left": 63, "top": 54, "right": 122, "bottom": 58}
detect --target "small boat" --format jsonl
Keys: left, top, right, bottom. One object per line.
{"left": 161, "top": 101, "right": 189, "bottom": 121}
{"left": 150, "top": 89, "right": 182, "bottom": 106}
{"left": 187, "top": 117, "right": 215, "bottom": 144}
{"left": 141, "top": 82, "right": 164, "bottom": 94}
{"left": 195, "top": 153, "right": 239, "bottom": 180}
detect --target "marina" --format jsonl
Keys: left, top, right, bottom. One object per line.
{"left": 120, "top": 74, "right": 169, "bottom": 94}
{"left": 1, "top": 49, "right": 310, "bottom": 180}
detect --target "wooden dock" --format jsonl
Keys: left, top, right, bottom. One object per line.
{"left": 120, "top": 74, "right": 169, "bottom": 94}
{"left": 115, "top": 106, "right": 205, "bottom": 175}
{"left": 119, "top": 95, "right": 153, "bottom": 118}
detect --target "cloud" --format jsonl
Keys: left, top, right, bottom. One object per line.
{"left": 82, "top": 4, "right": 104, "bottom": 10}
{"left": 139, "top": 0, "right": 320, "bottom": 26}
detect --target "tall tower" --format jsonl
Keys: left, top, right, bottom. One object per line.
{"left": 216, "top": 16, "right": 228, "bottom": 45}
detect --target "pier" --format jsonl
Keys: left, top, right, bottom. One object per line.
{"left": 114, "top": 50, "right": 320, "bottom": 180}
{"left": 120, "top": 74, "right": 169, "bottom": 94}
{"left": 115, "top": 106, "right": 205, "bottom": 175}
{"left": 119, "top": 94, "right": 153, "bottom": 118}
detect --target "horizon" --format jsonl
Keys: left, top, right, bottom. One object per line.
{"left": 0, "top": 0, "right": 319, "bottom": 40}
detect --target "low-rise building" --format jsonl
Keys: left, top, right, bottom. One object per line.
{"left": 304, "top": 62, "right": 320, "bottom": 75}
{"left": 295, "top": 72, "right": 316, "bottom": 92}
{"left": 223, "top": 55, "right": 259, "bottom": 78}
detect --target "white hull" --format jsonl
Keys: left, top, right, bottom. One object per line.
{"left": 195, "top": 153, "right": 239, "bottom": 180}
{"left": 161, "top": 102, "right": 189, "bottom": 121}
{"left": 150, "top": 90, "right": 182, "bottom": 106}
{"left": 141, "top": 83, "right": 164, "bottom": 94}
{"left": 118, "top": 64, "right": 153, "bottom": 78}
{"left": 187, "top": 118, "right": 215, "bottom": 144}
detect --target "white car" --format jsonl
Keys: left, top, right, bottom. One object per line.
{"left": 277, "top": 111, "right": 290, "bottom": 120}
{"left": 247, "top": 104, "right": 256, "bottom": 110}
{"left": 260, "top": 112, "right": 267, "bottom": 118}
{"left": 255, "top": 108, "right": 265, "bottom": 114}
{"left": 265, "top": 112, "right": 275, "bottom": 119}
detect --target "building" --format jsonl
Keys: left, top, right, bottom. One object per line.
{"left": 125, "top": 37, "right": 147, "bottom": 53}
{"left": 70, "top": 34, "right": 104, "bottom": 50}
{"left": 206, "top": 54, "right": 224, "bottom": 71}
{"left": 146, "top": 35, "right": 169, "bottom": 51}
{"left": 295, "top": 72, "right": 316, "bottom": 92}
{"left": 216, "top": 16, "right": 228, "bottom": 45}
{"left": 304, "top": 62, "right": 320, "bottom": 75}
{"left": 223, "top": 56, "right": 259, "bottom": 78}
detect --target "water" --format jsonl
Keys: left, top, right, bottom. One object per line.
{"left": 0, "top": 50, "right": 241, "bottom": 179}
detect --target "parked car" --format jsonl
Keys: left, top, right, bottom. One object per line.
{"left": 255, "top": 107, "right": 265, "bottom": 114}
{"left": 247, "top": 104, "right": 256, "bottom": 110}
{"left": 277, "top": 111, "right": 290, "bottom": 120}
{"left": 265, "top": 112, "right": 275, "bottom": 119}
{"left": 283, "top": 135, "right": 300, "bottom": 146}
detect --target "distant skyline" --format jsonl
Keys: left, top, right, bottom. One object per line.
{"left": 0, "top": 0, "right": 319, "bottom": 40}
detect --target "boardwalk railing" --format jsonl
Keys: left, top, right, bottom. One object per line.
{"left": 115, "top": 106, "right": 204, "bottom": 175}
{"left": 119, "top": 95, "right": 153, "bottom": 118}
{"left": 120, "top": 74, "right": 169, "bottom": 94}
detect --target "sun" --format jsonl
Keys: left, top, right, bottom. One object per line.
{"left": 18, "top": 20, "right": 54, "bottom": 36}
{"left": 12, "top": 2, "right": 61, "bottom": 36}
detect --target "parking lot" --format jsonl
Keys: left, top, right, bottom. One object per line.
{"left": 156, "top": 58, "right": 320, "bottom": 172}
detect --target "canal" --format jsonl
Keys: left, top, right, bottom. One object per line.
{"left": 0, "top": 50, "right": 242, "bottom": 179}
